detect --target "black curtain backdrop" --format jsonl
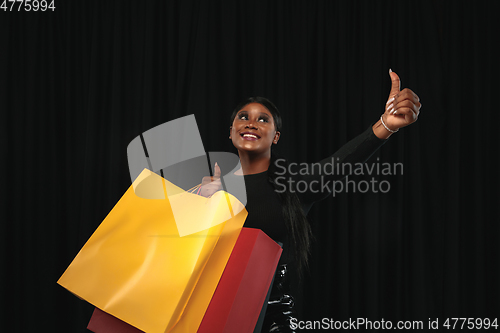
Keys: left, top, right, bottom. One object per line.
{"left": 2, "top": 1, "right": 499, "bottom": 332}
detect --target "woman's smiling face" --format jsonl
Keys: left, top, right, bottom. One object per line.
{"left": 230, "top": 102, "right": 280, "bottom": 155}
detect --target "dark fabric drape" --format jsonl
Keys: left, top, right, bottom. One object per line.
{"left": 1, "top": 1, "right": 498, "bottom": 331}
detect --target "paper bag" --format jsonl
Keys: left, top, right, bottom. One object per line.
{"left": 58, "top": 169, "right": 247, "bottom": 333}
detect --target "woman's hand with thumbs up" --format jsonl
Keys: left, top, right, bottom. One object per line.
{"left": 374, "top": 69, "right": 421, "bottom": 139}
{"left": 199, "top": 162, "right": 222, "bottom": 197}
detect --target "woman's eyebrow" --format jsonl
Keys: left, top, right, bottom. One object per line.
{"left": 237, "top": 110, "right": 271, "bottom": 118}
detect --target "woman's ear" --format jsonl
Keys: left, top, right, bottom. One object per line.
{"left": 273, "top": 131, "right": 281, "bottom": 144}
{"left": 229, "top": 126, "right": 232, "bottom": 139}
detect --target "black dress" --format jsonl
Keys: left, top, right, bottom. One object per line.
{"left": 241, "top": 126, "right": 387, "bottom": 332}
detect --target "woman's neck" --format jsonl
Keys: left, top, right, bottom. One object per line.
{"left": 237, "top": 150, "right": 271, "bottom": 175}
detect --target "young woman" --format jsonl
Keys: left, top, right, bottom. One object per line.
{"left": 200, "top": 70, "right": 421, "bottom": 332}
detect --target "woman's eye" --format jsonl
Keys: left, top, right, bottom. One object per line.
{"left": 237, "top": 113, "right": 269, "bottom": 123}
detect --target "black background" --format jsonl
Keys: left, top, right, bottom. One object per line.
{"left": 1, "top": 1, "right": 499, "bottom": 332}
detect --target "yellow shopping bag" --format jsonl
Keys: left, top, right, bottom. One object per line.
{"left": 58, "top": 169, "right": 247, "bottom": 333}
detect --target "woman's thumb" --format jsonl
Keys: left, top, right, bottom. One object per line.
{"left": 389, "top": 68, "right": 401, "bottom": 97}
{"left": 214, "top": 162, "right": 221, "bottom": 178}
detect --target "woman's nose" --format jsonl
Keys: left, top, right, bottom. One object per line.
{"left": 245, "top": 122, "right": 257, "bottom": 129}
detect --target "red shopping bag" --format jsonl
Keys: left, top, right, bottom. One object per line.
{"left": 87, "top": 308, "right": 143, "bottom": 333}
{"left": 87, "top": 228, "right": 282, "bottom": 333}
{"left": 198, "top": 228, "right": 282, "bottom": 333}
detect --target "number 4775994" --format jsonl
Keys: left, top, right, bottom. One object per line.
{"left": 443, "top": 318, "right": 498, "bottom": 330}
{"left": 1, "top": 0, "right": 56, "bottom": 11}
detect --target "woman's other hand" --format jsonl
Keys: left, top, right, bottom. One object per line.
{"left": 199, "top": 162, "right": 222, "bottom": 197}
{"left": 374, "top": 69, "right": 421, "bottom": 139}
{"left": 384, "top": 69, "right": 421, "bottom": 128}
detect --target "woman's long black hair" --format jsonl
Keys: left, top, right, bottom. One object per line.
{"left": 230, "top": 97, "right": 312, "bottom": 277}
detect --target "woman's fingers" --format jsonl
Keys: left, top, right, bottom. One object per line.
{"left": 386, "top": 89, "right": 421, "bottom": 119}
{"left": 200, "top": 181, "right": 221, "bottom": 197}
{"left": 389, "top": 100, "right": 420, "bottom": 117}
{"left": 199, "top": 179, "right": 221, "bottom": 197}
{"left": 393, "top": 88, "right": 420, "bottom": 107}
{"left": 201, "top": 176, "right": 214, "bottom": 186}
{"left": 391, "top": 107, "right": 417, "bottom": 120}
